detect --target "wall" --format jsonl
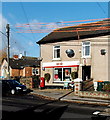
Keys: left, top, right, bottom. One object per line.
{"left": 40, "top": 40, "right": 81, "bottom": 84}
{"left": 91, "top": 36, "right": 109, "bottom": 81}
{"left": 11, "top": 69, "right": 20, "bottom": 77}
{"left": 1, "top": 59, "right": 9, "bottom": 78}
{"left": 25, "top": 67, "right": 32, "bottom": 77}
{"left": 20, "top": 77, "right": 33, "bottom": 88}
{"left": 79, "top": 91, "right": 110, "bottom": 100}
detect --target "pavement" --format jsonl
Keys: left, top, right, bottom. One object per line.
{"left": 32, "top": 88, "right": 110, "bottom": 106}
{"left": 32, "top": 88, "right": 110, "bottom": 117}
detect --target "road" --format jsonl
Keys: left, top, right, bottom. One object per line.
{"left": 1, "top": 93, "right": 108, "bottom": 120}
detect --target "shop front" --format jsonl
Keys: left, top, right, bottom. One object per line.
{"left": 42, "top": 61, "right": 80, "bottom": 84}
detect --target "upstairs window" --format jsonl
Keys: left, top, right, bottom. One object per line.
{"left": 53, "top": 46, "right": 60, "bottom": 59}
{"left": 82, "top": 41, "right": 90, "bottom": 57}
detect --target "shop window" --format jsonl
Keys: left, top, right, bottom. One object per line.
{"left": 54, "top": 68, "right": 71, "bottom": 81}
{"left": 82, "top": 41, "right": 90, "bottom": 58}
{"left": 54, "top": 68, "right": 62, "bottom": 81}
{"left": 63, "top": 68, "right": 71, "bottom": 80}
{"left": 53, "top": 46, "right": 60, "bottom": 59}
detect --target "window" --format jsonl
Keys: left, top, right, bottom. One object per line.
{"left": 82, "top": 41, "right": 90, "bottom": 57}
{"left": 54, "top": 68, "right": 71, "bottom": 81}
{"left": 32, "top": 68, "right": 39, "bottom": 75}
{"left": 54, "top": 68, "right": 62, "bottom": 81}
{"left": 53, "top": 46, "right": 60, "bottom": 59}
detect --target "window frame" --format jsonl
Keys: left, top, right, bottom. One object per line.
{"left": 53, "top": 45, "right": 61, "bottom": 60}
{"left": 82, "top": 41, "right": 91, "bottom": 58}
{"left": 32, "top": 68, "right": 39, "bottom": 75}
{"left": 53, "top": 67, "right": 71, "bottom": 82}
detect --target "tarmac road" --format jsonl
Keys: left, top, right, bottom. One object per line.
{"left": 1, "top": 93, "right": 107, "bottom": 120}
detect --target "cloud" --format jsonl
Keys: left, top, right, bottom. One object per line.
{"left": 15, "top": 19, "right": 66, "bottom": 33}
{"left": 0, "top": 13, "right": 8, "bottom": 32}
{"left": 0, "top": 14, "right": 25, "bottom": 56}
{"left": 28, "top": 41, "right": 34, "bottom": 46}
{"left": 0, "top": 13, "right": 9, "bottom": 50}
{"left": 10, "top": 46, "right": 25, "bottom": 57}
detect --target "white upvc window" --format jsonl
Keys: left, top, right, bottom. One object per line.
{"left": 32, "top": 68, "right": 39, "bottom": 75}
{"left": 82, "top": 41, "right": 91, "bottom": 58}
{"left": 53, "top": 45, "right": 60, "bottom": 59}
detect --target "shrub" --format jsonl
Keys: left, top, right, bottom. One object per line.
{"left": 44, "top": 73, "right": 51, "bottom": 83}
{"left": 71, "top": 72, "right": 78, "bottom": 80}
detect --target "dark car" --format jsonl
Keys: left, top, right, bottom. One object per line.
{"left": 0, "top": 80, "right": 32, "bottom": 96}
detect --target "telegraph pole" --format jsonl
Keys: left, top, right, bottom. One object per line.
{"left": 6, "top": 24, "right": 10, "bottom": 79}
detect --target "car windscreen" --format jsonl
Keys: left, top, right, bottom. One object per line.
{"left": 9, "top": 80, "right": 22, "bottom": 86}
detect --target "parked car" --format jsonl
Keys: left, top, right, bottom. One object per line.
{"left": 0, "top": 80, "right": 32, "bottom": 96}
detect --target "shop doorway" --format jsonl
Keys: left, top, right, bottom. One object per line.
{"left": 82, "top": 66, "right": 91, "bottom": 81}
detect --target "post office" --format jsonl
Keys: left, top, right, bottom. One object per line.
{"left": 37, "top": 19, "right": 110, "bottom": 87}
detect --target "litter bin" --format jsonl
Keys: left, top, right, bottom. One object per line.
{"left": 103, "top": 81, "right": 110, "bottom": 85}
{"left": 97, "top": 81, "right": 110, "bottom": 91}
{"left": 40, "top": 77, "right": 45, "bottom": 89}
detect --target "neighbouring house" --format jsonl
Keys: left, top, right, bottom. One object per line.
{"left": 37, "top": 18, "right": 110, "bottom": 87}
{"left": 0, "top": 55, "right": 40, "bottom": 79}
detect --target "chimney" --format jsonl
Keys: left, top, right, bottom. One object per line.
{"left": 13, "top": 55, "right": 19, "bottom": 59}
{"left": 19, "top": 53, "right": 23, "bottom": 59}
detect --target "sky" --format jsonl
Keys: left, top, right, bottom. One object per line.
{"left": 1, "top": 2, "right": 109, "bottom": 57}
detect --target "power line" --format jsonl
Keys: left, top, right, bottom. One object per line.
{"left": 11, "top": 27, "right": 36, "bottom": 41}
{"left": 19, "top": 1, "right": 36, "bottom": 40}
{"left": 16, "top": 18, "right": 109, "bottom": 27}
{"left": 10, "top": 27, "right": 36, "bottom": 51}
{"left": 0, "top": 31, "right": 7, "bottom": 37}
{"left": 96, "top": 2, "right": 107, "bottom": 16}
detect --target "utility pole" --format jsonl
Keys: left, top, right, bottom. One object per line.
{"left": 6, "top": 24, "right": 10, "bottom": 79}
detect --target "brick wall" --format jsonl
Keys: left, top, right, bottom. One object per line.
{"left": 20, "top": 77, "right": 33, "bottom": 88}
{"left": 20, "top": 69, "right": 23, "bottom": 76}
{"left": 25, "top": 67, "right": 32, "bottom": 77}
{"left": 11, "top": 69, "right": 20, "bottom": 77}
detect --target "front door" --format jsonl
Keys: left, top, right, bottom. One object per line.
{"left": 82, "top": 66, "right": 91, "bottom": 81}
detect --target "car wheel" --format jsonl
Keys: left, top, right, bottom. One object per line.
{"left": 11, "top": 89, "right": 15, "bottom": 95}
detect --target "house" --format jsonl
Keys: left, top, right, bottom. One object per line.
{"left": 0, "top": 55, "right": 40, "bottom": 79}
{"left": 37, "top": 18, "right": 110, "bottom": 87}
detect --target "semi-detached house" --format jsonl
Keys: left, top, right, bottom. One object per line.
{"left": 37, "top": 19, "right": 110, "bottom": 87}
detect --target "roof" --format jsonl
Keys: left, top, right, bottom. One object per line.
{"left": 37, "top": 19, "right": 110, "bottom": 44}
{"left": 9, "top": 58, "right": 40, "bottom": 69}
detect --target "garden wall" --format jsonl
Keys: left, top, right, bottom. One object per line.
{"left": 20, "top": 76, "right": 40, "bottom": 89}
{"left": 79, "top": 91, "right": 110, "bottom": 100}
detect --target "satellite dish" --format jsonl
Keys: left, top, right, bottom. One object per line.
{"left": 66, "top": 49, "right": 75, "bottom": 58}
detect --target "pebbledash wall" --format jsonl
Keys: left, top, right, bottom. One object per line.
{"left": 40, "top": 35, "right": 110, "bottom": 86}
{"left": 79, "top": 91, "right": 110, "bottom": 99}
